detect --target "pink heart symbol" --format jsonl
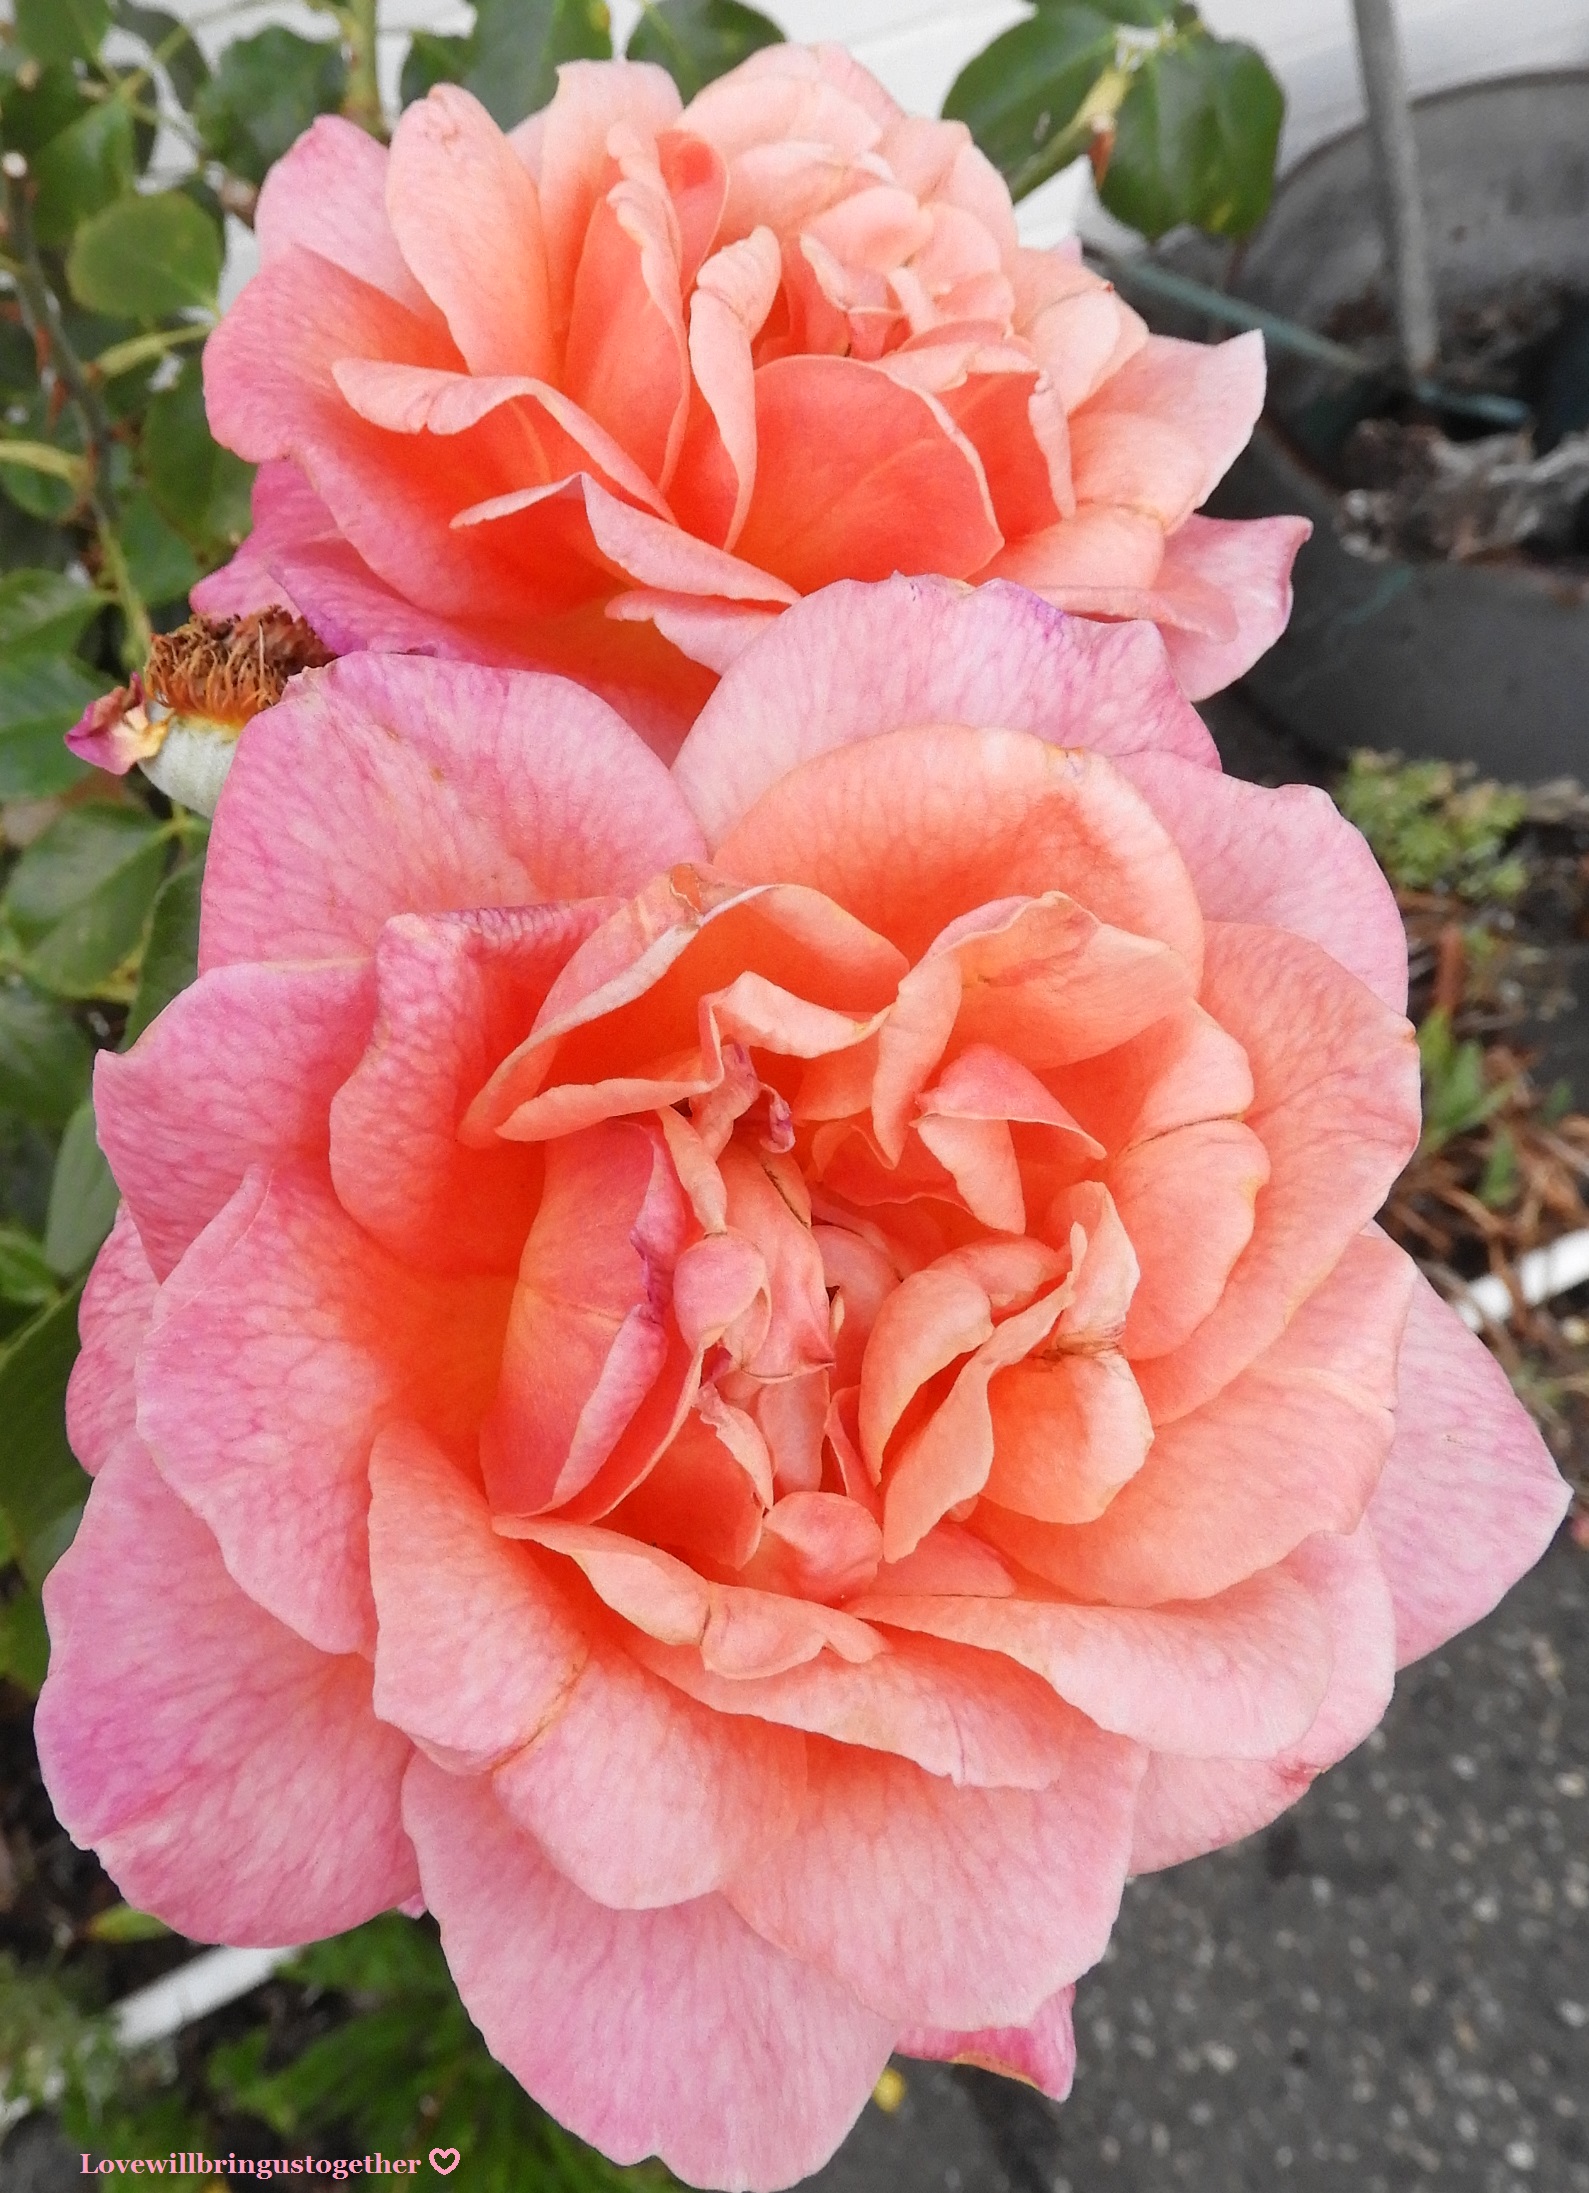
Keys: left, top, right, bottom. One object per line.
{"left": 429, "top": 2151, "right": 460, "bottom": 2176}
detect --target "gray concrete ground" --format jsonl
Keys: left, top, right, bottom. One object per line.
{"left": 803, "top": 1530, "right": 1588, "bottom": 2193}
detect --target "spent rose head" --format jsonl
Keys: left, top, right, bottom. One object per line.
{"left": 37, "top": 579, "right": 1566, "bottom": 2188}
{"left": 193, "top": 44, "right": 1309, "bottom": 751}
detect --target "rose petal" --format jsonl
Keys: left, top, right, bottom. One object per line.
{"left": 726, "top": 1725, "right": 1142, "bottom": 2027}
{"left": 1155, "top": 512, "right": 1312, "bottom": 700}
{"left": 65, "top": 1209, "right": 153, "bottom": 1480}
{"left": 1128, "top": 1523, "right": 1398, "bottom": 1872}
{"left": 37, "top": 1438, "right": 416, "bottom": 1943}
{"left": 1135, "top": 924, "right": 1419, "bottom": 1424}
{"left": 256, "top": 114, "right": 440, "bottom": 319}
{"left": 714, "top": 722, "right": 1205, "bottom": 972}
{"left": 329, "top": 903, "right": 611, "bottom": 1273}
{"left": 988, "top": 1229, "right": 1414, "bottom": 1605}
{"left": 137, "top": 1168, "right": 509, "bottom": 1658}
{"left": 404, "top": 1756, "right": 894, "bottom": 2191}
{"left": 854, "top": 1568, "right": 1333, "bottom": 1760}
{"left": 1367, "top": 1269, "right": 1569, "bottom": 1666}
{"left": 494, "top": 1623, "right": 806, "bottom": 1909}
{"left": 674, "top": 575, "right": 1214, "bottom": 846}
{"left": 1117, "top": 754, "right": 1408, "bottom": 1015}
{"left": 387, "top": 87, "right": 555, "bottom": 378}
{"left": 482, "top": 1121, "right": 690, "bottom": 1515}
{"left": 202, "top": 653, "right": 703, "bottom": 971}
{"left": 733, "top": 356, "right": 1001, "bottom": 591}
{"left": 899, "top": 1983, "right": 1076, "bottom": 2099}
{"left": 96, "top": 961, "right": 375, "bottom": 1281}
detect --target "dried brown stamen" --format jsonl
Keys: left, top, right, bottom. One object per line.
{"left": 144, "top": 608, "right": 334, "bottom": 729}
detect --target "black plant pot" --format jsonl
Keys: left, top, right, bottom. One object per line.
{"left": 1201, "top": 72, "right": 1589, "bottom": 783}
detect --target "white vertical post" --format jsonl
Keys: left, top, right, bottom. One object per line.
{"left": 1350, "top": 0, "right": 1439, "bottom": 376}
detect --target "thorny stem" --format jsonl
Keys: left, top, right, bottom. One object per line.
{"left": 0, "top": 152, "right": 152, "bottom": 668}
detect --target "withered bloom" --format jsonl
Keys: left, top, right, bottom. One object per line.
{"left": 66, "top": 608, "right": 332, "bottom": 815}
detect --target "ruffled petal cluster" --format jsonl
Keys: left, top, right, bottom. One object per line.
{"left": 196, "top": 45, "right": 1309, "bottom": 750}
{"left": 38, "top": 581, "right": 1566, "bottom": 2191}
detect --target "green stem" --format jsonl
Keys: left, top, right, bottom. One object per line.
{"left": 96, "top": 523, "right": 153, "bottom": 669}
{"left": 338, "top": 0, "right": 385, "bottom": 138}
{"left": 93, "top": 321, "right": 212, "bottom": 383}
{"left": 0, "top": 153, "right": 152, "bottom": 672}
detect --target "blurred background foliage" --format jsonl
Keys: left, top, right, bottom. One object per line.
{"left": 0, "top": 0, "right": 1282, "bottom": 2170}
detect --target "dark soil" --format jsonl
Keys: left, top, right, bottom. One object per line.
{"left": 1277, "top": 284, "right": 1589, "bottom": 570}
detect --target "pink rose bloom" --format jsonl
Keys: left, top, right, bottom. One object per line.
{"left": 38, "top": 581, "right": 1563, "bottom": 2190}
{"left": 195, "top": 45, "right": 1308, "bottom": 751}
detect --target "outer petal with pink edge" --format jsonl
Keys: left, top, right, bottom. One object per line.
{"left": 1367, "top": 1270, "right": 1568, "bottom": 1666}
{"left": 135, "top": 1168, "right": 510, "bottom": 1659}
{"left": 65, "top": 1208, "right": 154, "bottom": 1478}
{"left": 1128, "top": 1525, "right": 1399, "bottom": 1873}
{"left": 403, "top": 1758, "right": 895, "bottom": 2192}
{"left": 254, "top": 116, "right": 438, "bottom": 318}
{"left": 1135, "top": 923, "right": 1419, "bottom": 1424}
{"left": 95, "top": 959, "right": 376, "bottom": 1280}
{"left": 900, "top": 1984, "right": 1077, "bottom": 2099}
{"left": 201, "top": 654, "right": 703, "bottom": 971}
{"left": 1154, "top": 513, "right": 1312, "bottom": 700}
{"left": 36, "top": 1440, "right": 416, "bottom": 1943}
{"left": 672, "top": 575, "right": 1214, "bottom": 847}
{"left": 726, "top": 1722, "right": 1142, "bottom": 2028}
{"left": 1117, "top": 755, "right": 1407, "bottom": 1014}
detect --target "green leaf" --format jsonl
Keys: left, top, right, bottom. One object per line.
{"left": 466, "top": 0, "right": 612, "bottom": 129}
{"left": 114, "top": 2, "right": 212, "bottom": 106}
{"left": 0, "top": 569, "right": 101, "bottom": 659}
{"left": 0, "top": 1284, "right": 89, "bottom": 1585}
{"left": 142, "top": 359, "right": 254, "bottom": 552}
{"left": 1, "top": 1583, "right": 51, "bottom": 1694}
{"left": 0, "top": 657, "right": 104, "bottom": 799}
{"left": 45, "top": 1100, "right": 118, "bottom": 1276}
{"left": 14, "top": 0, "right": 111, "bottom": 66}
{"left": 0, "top": 982, "right": 93, "bottom": 1129}
{"left": 626, "top": 0, "right": 782, "bottom": 101}
{"left": 123, "top": 848, "right": 204, "bottom": 1045}
{"left": 943, "top": 6, "right": 1118, "bottom": 200}
{"left": 192, "top": 27, "right": 347, "bottom": 187}
{"left": 31, "top": 97, "right": 139, "bottom": 249}
{"left": 0, "top": 65, "right": 84, "bottom": 160}
{"left": 4, "top": 804, "right": 168, "bottom": 996}
{"left": 0, "top": 1227, "right": 57, "bottom": 1309}
{"left": 84, "top": 1902, "right": 173, "bottom": 1944}
{"left": 1100, "top": 32, "right": 1283, "bottom": 240}
{"left": 67, "top": 190, "right": 223, "bottom": 320}
{"left": 400, "top": 29, "right": 472, "bottom": 106}
{"left": 119, "top": 489, "right": 201, "bottom": 607}
{"left": 1085, "top": 0, "right": 1177, "bottom": 21}
{"left": 0, "top": 403, "right": 86, "bottom": 523}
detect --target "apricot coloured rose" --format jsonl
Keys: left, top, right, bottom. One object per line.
{"left": 195, "top": 45, "right": 1309, "bottom": 750}
{"left": 38, "top": 580, "right": 1565, "bottom": 2191}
